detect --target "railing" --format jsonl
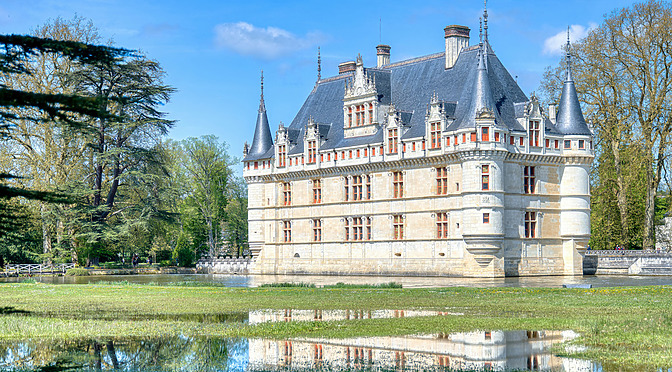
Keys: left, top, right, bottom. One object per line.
{"left": 586, "top": 250, "right": 670, "bottom": 256}
{"left": 4, "top": 263, "right": 76, "bottom": 276}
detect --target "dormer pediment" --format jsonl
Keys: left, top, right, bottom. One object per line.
{"left": 344, "top": 54, "right": 377, "bottom": 100}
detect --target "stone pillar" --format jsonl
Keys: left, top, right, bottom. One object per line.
{"left": 376, "top": 44, "right": 391, "bottom": 67}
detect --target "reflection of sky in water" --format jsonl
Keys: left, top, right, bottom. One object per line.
{"left": 2, "top": 273, "right": 671, "bottom": 288}
{"left": 0, "top": 331, "right": 606, "bottom": 371}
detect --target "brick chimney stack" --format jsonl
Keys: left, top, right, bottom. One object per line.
{"left": 376, "top": 44, "right": 391, "bottom": 67}
{"left": 444, "top": 25, "right": 470, "bottom": 69}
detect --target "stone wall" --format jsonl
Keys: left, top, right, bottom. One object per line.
{"left": 585, "top": 251, "right": 672, "bottom": 275}
{"left": 196, "top": 258, "right": 252, "bottom": 274}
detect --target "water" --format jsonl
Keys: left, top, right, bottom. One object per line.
{"left": 1, "top": 273, "right": 672, "bottom": 288}
{"left": 0, "top": 330, "right": 600, "bottom": 371}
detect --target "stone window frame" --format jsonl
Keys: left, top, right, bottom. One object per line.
{"left": 282, "top": 182, "right": 292, "bottom": 206}
{"left": 312, "top": 179, "right": 322, "bottom": 204}
{"left": 282, "top": 220, "right": 292, "bottom": 242}
{"left": 393, "top": 214, "right": 404, "bottom": 240}
{"left": 436, "top": 212, "right": 449, "bottom": 239}
{"left": 523, "top": 166, "right": 536, "bottom": 194}
{"left": 524, "top": 211, "right": 537, "bottom": 238}
{"left": 392, "top": 171, "right": 404, "bottom": 198}
{"left": 312, "top": 219, "right": 322, "bottom": 242}
{"left": 436, "top": 167, "right": 449, "bottom": 195}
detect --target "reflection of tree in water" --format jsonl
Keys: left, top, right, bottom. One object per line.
{"left": 0, "top": 337, "right": 247, "bottom": 371}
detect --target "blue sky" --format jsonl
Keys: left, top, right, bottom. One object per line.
{"left": 1, "top": 0, "right": 638, "bottom": 163}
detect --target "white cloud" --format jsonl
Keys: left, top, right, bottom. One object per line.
{"left": 214, "top": 22, "right": 323, "bottom": 59}
{"left": 543, "top": 23, "right": 597, "bottom": 56}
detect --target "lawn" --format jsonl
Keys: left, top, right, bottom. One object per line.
{"left": 0, "top": 282, "right": 670, "bottom": 370}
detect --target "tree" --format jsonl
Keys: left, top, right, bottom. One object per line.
{"left": 0, "top": 33, "right": 125, "bottom": 262}
{"left": 540, "top": 0, "right": 672, "bottom": 250}
{"left": 0, "top": 17, "right": 103, "bottom": 263}
{"left": 66, "top": 53, "right": 175, "bottom": 265}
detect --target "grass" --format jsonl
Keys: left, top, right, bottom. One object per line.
{"left": 0, "top": 283, "right": 670, "bottom": 370}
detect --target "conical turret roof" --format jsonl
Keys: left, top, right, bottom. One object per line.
{"left": 244, "top": 72, "right": 274, "bottom": 161}
{"left": 555, "top": 36, "right": 591, "bottom": 135}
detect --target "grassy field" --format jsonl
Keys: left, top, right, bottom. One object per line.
{"left": 1, "top": 282, "right": 670, "bottom": 370}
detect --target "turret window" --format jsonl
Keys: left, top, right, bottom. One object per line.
{"left": 579, "top": 140, "right": 585, "bottom": 149}
{"left": 481, "top": 165, "right": 490, "bottom": 191}
{"left": 430, "top": 122, "right": 441, "bottom": 149}
{"left": 481, "top": 127, "right": 489, "bottom": 142}
{"left": 529, "top": 120, "right": 540, "bottom": 147}
{"left": 564, "top": 140, "right": 571, "bottom": 149}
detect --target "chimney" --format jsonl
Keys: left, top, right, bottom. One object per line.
{"left": 548, "top": 104, "right": 557, "bottom": 124}
{"left": 338, "top": 61, "right": 356, "bottom": 74}
{"left": 376, "top": 44, "right": 391, "bottom": 67}
{"left": 444, "top": 25, "right": 470, "bottom": 69}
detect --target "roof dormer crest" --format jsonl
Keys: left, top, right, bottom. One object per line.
{"left": 344, "top": 55, "right": 377, "bottom": 99}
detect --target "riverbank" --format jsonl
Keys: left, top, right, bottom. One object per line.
{"left": 0, "top": 282, "right": 670, "bottom": 370}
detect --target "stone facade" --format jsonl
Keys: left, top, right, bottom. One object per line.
{"left": 242, "top": 14, "right": 593, "bottom": 278}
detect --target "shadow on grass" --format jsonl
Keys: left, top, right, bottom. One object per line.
{"left": 0, "top": 306, "right": 31, "bottom": 315}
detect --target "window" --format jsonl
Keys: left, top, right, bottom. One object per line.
{"left": 366, "top": 175, "right": 372, "bottom": 200}
{"left": 470, "top": 132, "right": 477, "bottom": 142}
{"left": 353, "top": 175, "right": 363, "bottom": 201}
{"left": 388, "top": 128, "right": 398, "bottom": 153}
{"left": 372, "top": 147, "right": 376, "bottom": 156}
{"left": 523, "top": 166, "right": 535, "bottom": 194}
{"left": 313, "top": 219, "right": 322, "bottom": 242}
{"left": 393, "top": 215, "right": 404, "bottom": 240}
{"left": 510, "top": 136, "right": 514, "bottom": 145}
{"left": 307, "top": 140, "right": 317, "bottom": 164}
{"left": 529, "top": 120, "right": 540, "bottom": 147}
{"left": 282, "top": 182, "right": 292, "bottom": 206}
{"left": 545, "top": 139, "right": 550, "bottom": 148}
{"left": 393, "top": 171, "right": 403, "bottom": 198}
{"left": 254, "top": 161, "right": 258, "bottom": 170}
{"left": 564, "top": 140, "right": 571, "bottom": 149}
{"left": 436, "top": 212, "right": 449, "bottom": 239}
{"left": 320, "top": 154, "right": 323, "bottom": 162}
{"left": 412, "top": 142, "right": 416, "bottom": 151}
{"left": 312, "top": 179, "right": 322, "bottom": 204}
{"left": 519, "top": 137, "right": 524, "bottom": 146}
{"left": 344, "top": 177, "right": 349, "bottom": 201}
{"left": 278, "top": 145, "right": 287, "bottom": 167}
{"left": 344, "top": 219, "right": 350, "bottom": 241}
{"left": 481, "top": 165, "right": 490, "bottom": 191}
{"left": 482, "top": 127, "right": 489, "bottom": 141}
{"left": 368, "top": 103, "right": 374, "bottom": 124}
{"left": 579, "top": 139, "right": 585, "bottom": 149}
{"left": 327, "top": 153, "right": 331, "bottom": 161}
{"left": 494, "top": 132, "right": 499, "bottom": 142}
{"left": 352, "top": 217, "right": 364, "bottom": 241}
{"left": 436, "top": 167, "right": 448, "bottom": 195}
{"left": 446, "top": 137, "right": 451, "bottom": 146}
{"left": 524, "top": 211, "right": 537, "bottom": 238}
{"left": 430, "top": 121, "right": 441, "bottom": 149}
{"left": 283, "top": 221, "right": 292, "bottom": 242}
{"left": 349, "top": 150, "right": 352, "bottom": 159}
{"left": 348, "top": 107, "right": 352, "bottom": 127}
{"left": 462, "top": 133, "right": 466, "bottom": 143}
{"left": 366, "top": 217, "right": 372, "bottom": 240}
{"left": 483, "top": 213, "right": 490, "bottom": 224}
{"left": 555, "top": 140, "right": 559, "bottom": 149}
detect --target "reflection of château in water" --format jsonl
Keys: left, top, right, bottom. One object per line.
{"left": 249, "top": 330, "right": 595, "bottom": 371}
{"left": 249, "top": 308, "right": 460, "bottom": 325}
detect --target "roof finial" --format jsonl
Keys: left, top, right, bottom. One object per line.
{"left": 479, "top": 17, "right": 483, "bottom": 45}
{"left": 565, "top": 26, "right": 573, "bottom": 81}
{"left": 483, "top": 0, "right": 489, "bottom": 44}
{"left": 317, "top": 47, "right": 322, "bottom": 82}
{"left": 259, "top": 70, "right": 265, "bottom": 111}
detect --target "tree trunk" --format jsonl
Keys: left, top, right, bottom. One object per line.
{"left": 207, "top": 218, "right": 215, "bottom": 258}
{"left": 40, "top": 204, "right": 53, "bottom": 265}
{"left": 611, "top": 137, "right": 630, "bottom": 249}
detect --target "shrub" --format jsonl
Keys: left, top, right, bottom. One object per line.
{"left": 65, "top": 268, "right": 90, "bottom": 276}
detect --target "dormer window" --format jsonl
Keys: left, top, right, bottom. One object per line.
{"left": 388, "top": 128, "right": 398, "bottom": 154}
{"left": 278, "top": 145, "right": 286, "bottom": 167}
{"left": 529, "top": 120, "right": 540, "bottom": 147}
{"left": 307, "top": 140, "right": 317, "bottom": 164}
{"left": 430, "top": 122, "right": 441, "bottom": 149}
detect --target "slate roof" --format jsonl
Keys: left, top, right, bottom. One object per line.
{"left": 243, "top": 98, "right": 274, "bottom": 161}
{"left": 555, "top": 69, "right": 592, "bottom": 135}
{"left": 247, "top": 40, "right": 590, "bottom": 160}
{"left": 281, "top": 45, "right": 530, "bottom": 153}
